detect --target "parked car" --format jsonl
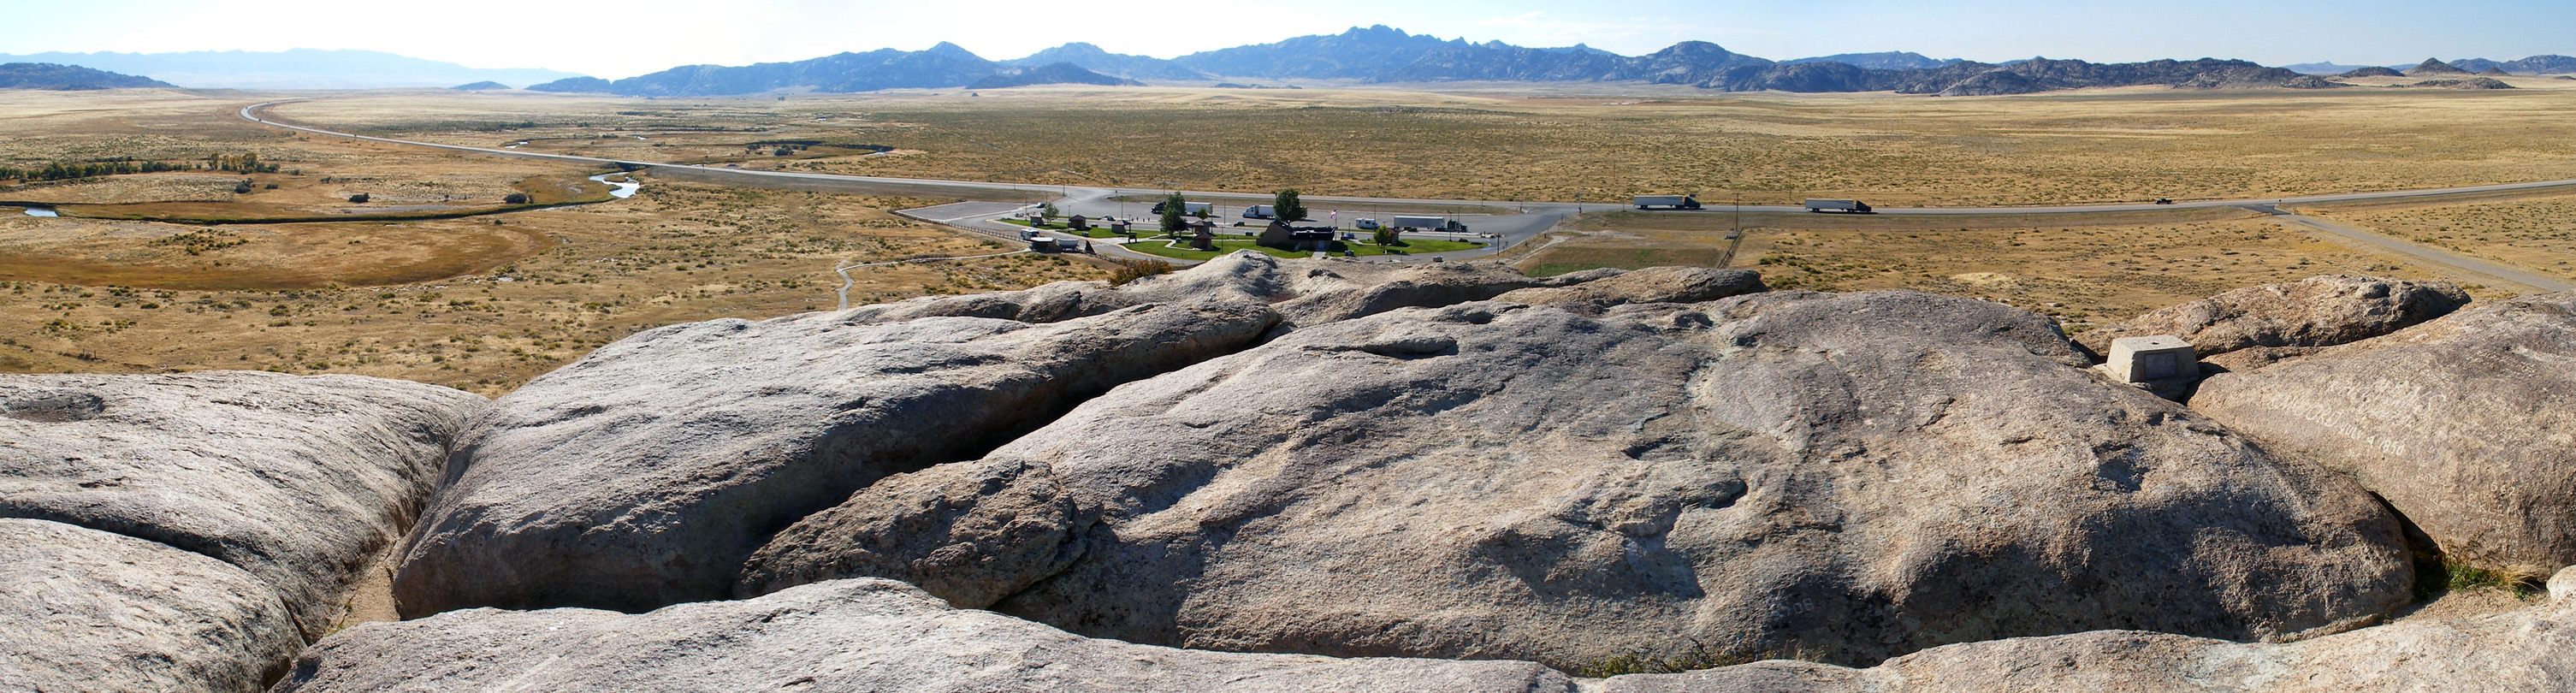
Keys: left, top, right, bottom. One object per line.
{"left": 1353, "top": 218, "right": 1381, "bottom": 230}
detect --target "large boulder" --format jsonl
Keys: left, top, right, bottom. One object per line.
{"left": 269, "top": 578, "right": 1572, "bottom": 693}
{"left": 737, "top": 458, "right": 1085, "bottom": 608}
{"left": 2192, "top": 292, "right": 2576, "bottom": 573}
{"left": 738, "top": 290, "right": 2412, "bottom": 668}
{"left": 1600, "top": 567, "right": 2576, "bottom": 692}
{"left": 2075, "top": 275, "right": 2468, "bottom": 359}
{"left": 394, "top": 299, "right": 1280, "bottom": 617}
{"left": 0, "top": 371, "right": 484, "bottom": 639}
{"left": 0, "top": 518, "right": 301, "bottom": 693}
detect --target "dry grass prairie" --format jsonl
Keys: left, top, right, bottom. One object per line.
{"left": 263, "top": 78, "right": 2576, "bottom": 207}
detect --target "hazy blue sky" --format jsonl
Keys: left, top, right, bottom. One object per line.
{"left": 3, "top": 0, "right": 2570, "bottom": 78}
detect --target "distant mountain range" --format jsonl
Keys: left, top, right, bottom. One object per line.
{"left": 0, "top": 62, "right": 173, "bottom": 90}
{"left": 1152, "top": 27, "right": 2318, "bottom": 96}
{"left": 0, "top": 49, "right": 580, "bottom": 89}
{"left": 2288, "top": 56, "right": 2576, "bottom": 74}
{"left": 25, "top": 28, "right": 2576, "bottom": 96}
{"left": 524, "top": 26, "right": 2338, "bottom": 98}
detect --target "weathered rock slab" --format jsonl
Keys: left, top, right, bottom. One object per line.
{"left": 0, "top": 518, "right": 301, "bottom": 693}
{"left": 2076, "top": 275, "right": 2468, "bottom": 358}
{"left": 270, "top": 578, "right": 1572, "bottom": 693}
{"left": 2193, "top": 292, "right": 2576, "bottom": 572}
{"left": 754, "top": 290, "right": 2411, "bottom": 668}
{"left": 0, "top": 371, "right": 483, "bottom": 639}
{"left": 394, "top": 299, "right": 1279, "bottom": 617}
{"left": 1602, "top": 569, "right": 2576, "bottom": 692}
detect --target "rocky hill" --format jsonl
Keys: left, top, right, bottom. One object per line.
{"left": 2407, "top": 57, "right": 2471, "bottom": 75}
{"left": 2397, "top": 77, "right": 2516, "bottom": 89}
{"left": 524, "top": 75, "right": 612, "bottom": 92}
{"left": 1002, "top": 42, "right": 1208, "bottom": 80}
{"left": 0, "top": 62, "right": 174, "bottom": 90}
{"left": 1783, "top": 51, "right": 1963, "bottom": 70}
{"left": 447, "top": 80, "right": 507, "bottom": 91}
{"left": 2339, "top": 66, "right": 2406, "bottom": 78}
{"left": 19, "top": 258, "right": 2576, "bottom": 691}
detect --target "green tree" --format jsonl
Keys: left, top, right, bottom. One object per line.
{"left": 1372, "top": 225, "right": 1399, "bottom": 246}
{"left": 1159, "top": 192, "right": 1187, "bottom": 234}
{"left": 1272, "top": 188, "right": 1306, "bottom": 222}
{"left": 1039, "top": 203, "right": 1058, "bottom": 220}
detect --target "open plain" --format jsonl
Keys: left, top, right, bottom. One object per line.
{"left": 267, "top": 77, "right": 2576, "bottom": 206}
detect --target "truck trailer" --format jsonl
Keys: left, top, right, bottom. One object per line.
{"left": 1803, "top": 199, "right": 1873, "bottom": 214}
{"left": 1633, "top": 195, "right": 1703, "bottom": 210}
{"left": 1242, "top": 204, "right": 1275, "bottom": 219}
{"left": 1390, "top": 216, "right": 1468, "bottom": 233}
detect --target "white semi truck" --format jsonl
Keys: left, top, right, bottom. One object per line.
{"left": 1632, "top": 195, "right": 1703, "bottom": 210}
{"left": 1390, "top": 216, "right": 1468, "bottom": 233}
{"left": 1803, "top": 198, "right": 1873, "bottom": 214}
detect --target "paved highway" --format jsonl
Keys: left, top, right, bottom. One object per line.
{"left": 240, "top": 99, "right": 2576, "bottom": 281}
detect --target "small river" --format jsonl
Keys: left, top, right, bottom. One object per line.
{"left": 589, "top": 173, "right": 641, "bottom": 199}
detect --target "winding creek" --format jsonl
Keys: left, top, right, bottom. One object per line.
{"left": 590, "top": 173, "right": 641, "bottom": 199}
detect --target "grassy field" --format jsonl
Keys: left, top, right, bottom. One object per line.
{"left": 264, "top": 79, "right": 2576, "bottom": 207}
{"left": 0, "top": 91, "right": 1110, "bottom": 394}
